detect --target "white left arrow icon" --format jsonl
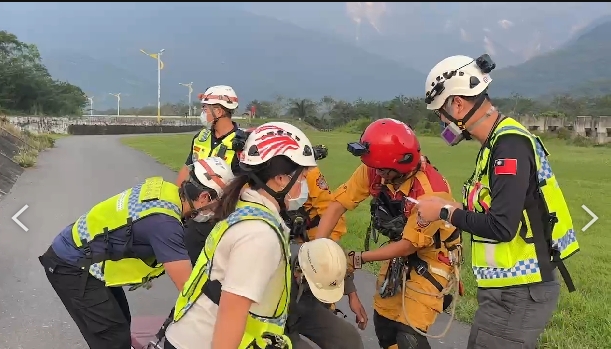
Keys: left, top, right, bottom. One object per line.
{"left": 581, "top": 204, "right": 598, "bottom": 232}
{"left": 12, "top": 204, "right": 29, "bottom": 232}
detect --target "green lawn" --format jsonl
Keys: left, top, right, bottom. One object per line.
{"left": 121, "top": 131, "right": 611, "bottom": 349}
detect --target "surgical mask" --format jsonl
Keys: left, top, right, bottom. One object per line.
{"left": 287, "top": 180, "right": 309, "bottom": 211}
{"left": 192, "top": 210, "right": 214, "bottom": 222}
{"left": 200, "top": 111, "right": 209, "bottom": 127}
{"left": 440, "top": 105, "right": 496, "bottom": 146}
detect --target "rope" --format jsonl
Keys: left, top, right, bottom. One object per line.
{"left": 400, "top": 264, "right": 461, "bottom": 339}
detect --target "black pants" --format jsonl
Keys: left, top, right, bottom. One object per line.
{"left": 184, "top": 219, "right": 215, "bottom": 265}
{"left": 373, "top": 310, "right": 431, "bottom": 349}
{"left": 286, "top": 292, "right": 364, "bottom": 349}
{"left": 39, "top": 246, "right": 132, "bottom": 349}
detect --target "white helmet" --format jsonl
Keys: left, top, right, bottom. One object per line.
{"left": 190, "top": 157, "right": 235, "bottom": 198}
{"left": 199, "top": 85, "right": 239, "bottom": 111}
{"left": 298, "top": 238, "right": 347, "bottom": 304}
{"left": 424, "top": 55, "right": 493, "bottom": 111}
{"left": 240, "top": 122, "right": 317, "bottom": 168}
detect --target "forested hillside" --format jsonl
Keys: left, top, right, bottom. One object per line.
{"left": 0, "top": 31, "right": 86, "bottom": 115}
{"left": 492, "top": 20, "right": 611, "bottom": 97}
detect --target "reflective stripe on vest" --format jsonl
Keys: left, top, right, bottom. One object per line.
{"left": 72, "top": 177, "right": 182, "bottom": 286}
{"left": 192, "top": 128, "right": 238, "bottom": 165}
{"left": 462, "top": 117, "right": 579, "bottom": 288}
{"left": 173, "top": 201, "right": 291, "bottom": 349}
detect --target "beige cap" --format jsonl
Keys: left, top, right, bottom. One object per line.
{"left": 297, "top": 238, "right": 347, "bottom": 304}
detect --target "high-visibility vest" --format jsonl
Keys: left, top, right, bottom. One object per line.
{"left": 192, "top": 127, "right": 238, "bottom": 165}
{"left": 463, "top": 117, "right": 579, "bottom": 289}
{"left": 173, "top": 200, "right": 292, "bottom": 349}
{"left": 71, "top": 177, "right": 182, "bottom": 287}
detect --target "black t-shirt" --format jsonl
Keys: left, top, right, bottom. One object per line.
{"left": 184, "top": 122, "right": 240, "bottom": 173}
{"left": 183, "top": 220, "right": 215, "bottom": 265}
{"left": 452, "top": 134, "right": 546, "bottom": 242}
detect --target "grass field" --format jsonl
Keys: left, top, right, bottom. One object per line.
{"left": 122, "top": 131, "right": 611, "bottom": 349}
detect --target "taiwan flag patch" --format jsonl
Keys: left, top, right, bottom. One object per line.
{"left": 494, "top": 158, "right": 517, "bottom": 175}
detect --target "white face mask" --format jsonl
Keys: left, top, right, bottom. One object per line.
{"left": 200, "top": 111, "right": 210, "bottom": 127}
{"left": 192, "top": 210, "right": 214, "bottom": 222}
{"left": 287, "top": 180, "right": 309, "bottom": 211}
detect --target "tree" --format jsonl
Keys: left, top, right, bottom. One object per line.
{"left": 245, "top": 99, "right": 276, "bottom": 118}
{"left": 0, "top": 30, "right": 87, "bottom": 116}
{"left": 80, "top": 88, "right": 611, "bottom": 129}
{"left": 288, "top": 98, "right": 317, "bottom": 120}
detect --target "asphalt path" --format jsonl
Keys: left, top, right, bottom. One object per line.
{"left": 0, "top": 135, "right": 470, "bottom": 349}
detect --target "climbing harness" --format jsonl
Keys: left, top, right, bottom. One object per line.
{"left": 401, "top": 244, "right": 464, "bottom": 339}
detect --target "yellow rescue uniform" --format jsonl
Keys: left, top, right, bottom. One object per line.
{"left": 303, "top": 167, "right": 347, "bottom": 241}
{"left": 332, "top": 164, "right": 459, "bottom": 332}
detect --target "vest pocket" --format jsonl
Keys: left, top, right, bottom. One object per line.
{"left": 472, "top": 240, "right": 516, "bottom": 270}
{"left": 474, "top": 328, "right": 524, "bottom": 349}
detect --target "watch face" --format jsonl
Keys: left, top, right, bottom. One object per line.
{"left": 440, "top": 207, "right": 449, "bottom": 220}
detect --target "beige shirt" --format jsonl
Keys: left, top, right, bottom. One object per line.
{"left": 165, "top": 189, "right": 289, "bottom": 349}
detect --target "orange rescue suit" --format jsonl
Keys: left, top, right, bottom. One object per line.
{"left": 303, "top": 167, "right": 347, "bottom": 241}
{"left": 331, "top": 163, "right": 459, "bottom": 332}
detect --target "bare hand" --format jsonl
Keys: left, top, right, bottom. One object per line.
{"left": 415, "top": 198, "right": 448, "bottom": 222}
{"left": 348, "top": 293, "right": 368, "bottom": 330}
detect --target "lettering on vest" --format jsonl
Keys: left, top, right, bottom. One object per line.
{"left": 199, "top": 129, "right": 211, "bottom": 141}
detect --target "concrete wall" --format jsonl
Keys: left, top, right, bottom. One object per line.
{"left": 6, "top": 115, "right": 203, "bottom": 135}
{"left": 4, "top": 115, "right": 611, "bottom": 144}
{"left": 512, "top": 116, "right": 611, "bottom": 144}
{"left": 0, "top": 126, "right": 26, "bottom": 201}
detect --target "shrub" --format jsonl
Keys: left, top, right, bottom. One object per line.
{"left": 13, "top": 147, "right": 39, "bottom": 168}
{"left": 335, "top": 118, "right": 372, "bottom": 134}
{"left": 556, "top": 127, "right": 573, "bottom": 140}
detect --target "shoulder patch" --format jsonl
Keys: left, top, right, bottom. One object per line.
{"left": 494, "top": 158, "right": 517, "bottom": 176}
{"left": 316, "top": 173, "right": 329, "bottom": 190}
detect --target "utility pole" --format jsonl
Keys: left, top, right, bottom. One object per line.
{"left": 109, "top": 93, "right": 121, "bottom": 116}
{"left": 179, "top": 82, "right": 194, "bottom": 116}
{"left": 87, "top": 96, "right": 94, "bottom": 116}
{"left": 140, "top": 48, "right": 165, "bottom": 123}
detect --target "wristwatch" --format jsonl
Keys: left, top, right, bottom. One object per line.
{"left": 439, "top": 205, "right": 453, "bottom": 222}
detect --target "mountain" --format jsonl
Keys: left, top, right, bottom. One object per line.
{"left": 490, "top": 20, "right": 611, "bottom": 97}
{"left": 0, "top": 3, "right": 424, "bottom": 110}
{"left": 234, "top": 3, "right": 611, "bottom": 72}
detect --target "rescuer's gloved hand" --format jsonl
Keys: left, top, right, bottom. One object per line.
{"left": 346, "top": 250, "right": 363, "bottom": 273}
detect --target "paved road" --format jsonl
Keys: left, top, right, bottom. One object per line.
{"left": 0, "top": 135, "right": 470, "bottom": 349}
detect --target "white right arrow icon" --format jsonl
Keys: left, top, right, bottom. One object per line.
{"left": 581, "top": 205, "right": 598, "bottom": 232}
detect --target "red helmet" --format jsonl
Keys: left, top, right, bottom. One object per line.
{"left": 359, "top": 118, "right": 421, "bottom": 173}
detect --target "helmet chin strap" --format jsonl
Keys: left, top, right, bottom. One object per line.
{"left": 389, "top": 161, "right": 421, "bottom": 185}
{"left": 464, "top": 106, "right": 496, "bottom": 135}
{"left": 179, "top": 181, "right": 203, "bottom": 219}
{"left": 209, "top": 106, "right": 230, "bottom": 130}
{"left": 178, "top": 181, "right": 196, "bottom": 216}
{"left": 246, "top": 168, "right": 302, "bottom": 217}
{"left": 441, "top": 94, "right": 487, "bottom": 140}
